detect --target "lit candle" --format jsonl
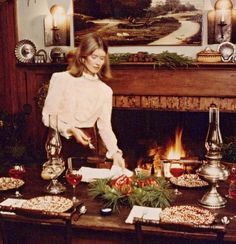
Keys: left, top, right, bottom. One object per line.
{"left": 221, "top": 10, "right": 225, "bottom": 22}
{"left": 53, "top": 14, "right": 57, "bottom": 28}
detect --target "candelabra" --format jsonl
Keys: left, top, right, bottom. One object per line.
{"left": 197, "top": 104, "right": 229, "bottom": 208}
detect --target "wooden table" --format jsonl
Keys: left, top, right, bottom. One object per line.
{"left": 0, "top": 164, "right": 236, "bottom": 244}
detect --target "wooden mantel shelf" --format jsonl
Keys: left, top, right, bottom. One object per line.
{"left": 16, "top": 61, "right": 236, "bottom": 113}
{"left": 109, "top": 62, "right": 236, "bottom": 96}
{"left": 17, "top": 62, "right": 236, "bottom": 68}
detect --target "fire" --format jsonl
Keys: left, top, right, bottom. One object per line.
{"left": 166, "top": 128, "right": 186, "bottom": 160}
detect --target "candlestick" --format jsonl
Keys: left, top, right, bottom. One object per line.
{"left": 207, "top": 0, "right": 235, "bottom": 44}
{"left": 218, "top": 20, "right": 227, "bottom": 38}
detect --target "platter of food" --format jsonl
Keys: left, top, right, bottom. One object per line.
{"left": 22, "top": 196, "right": 73, "bottom": 213}
{"left": 170, "top": 174, "right": 208, "bottom": 188}
{"left": 160, "top": 205, "right": 215, "bottom": 226}
{"left": 0, "top": 177, "right": 24, "bottom": 191}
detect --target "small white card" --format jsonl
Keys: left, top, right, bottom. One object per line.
{"left": 0, "top": 198, "right": 26, "bottom": 207}
{"left": 0, "top": 198, "right": 27, "bottom": 215}
{"left": 125, "top": 205, "right": 162, "bottom": 224}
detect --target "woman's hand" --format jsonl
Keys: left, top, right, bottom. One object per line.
{"left": 67, "top": 128, "right": 91, "bottom": 146}
{"left": 112, "top": 152, "right": 125, "bottom": 169}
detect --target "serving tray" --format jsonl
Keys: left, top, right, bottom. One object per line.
{"left": 170, "top": 174, "right": 208, "bottom": 188}
{"left": 0, "top": 177, "right": 24, "bottom": 191}
{"left": 22, "top": 196, "right": 73, "bottom": 213}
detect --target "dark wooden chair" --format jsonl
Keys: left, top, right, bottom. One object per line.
{"left": 0, "top": 207, "right": 74, "bottom": 244}
{"left": 134, "top": 218, "right": 226, "bottom": 244}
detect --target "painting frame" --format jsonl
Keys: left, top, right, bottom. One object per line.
{"left": 73, "top": 0, "right": 204, "bottom": 46}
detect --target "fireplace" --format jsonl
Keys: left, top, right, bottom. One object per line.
{"left": 111, "top": 110, "right": 236, "bottom": 169}
{"left": 101, "top": 63, "right": 236, "bottom": 169}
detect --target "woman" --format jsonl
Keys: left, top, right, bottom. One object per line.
{"left": 42, "top": 33, "right": 125, "bottom": 169}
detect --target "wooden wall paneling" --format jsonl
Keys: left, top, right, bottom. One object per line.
{"left": 0, "top": 0, "right": 18, "bottom": 112}
{"left": 0, "top": 2, "right": 7, "bottom": 108}
{"left": 16, "top": 64, "right": 67, "bottom": 149}
{"left": 28, "top": 70, "right": 52, "bottom": 149}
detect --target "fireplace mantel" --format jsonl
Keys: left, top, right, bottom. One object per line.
{"left": 108, "top": 63, "right": 236, "bottom": 112}
{"left": 17, "top": 62, "right": 236, "bottom": 113}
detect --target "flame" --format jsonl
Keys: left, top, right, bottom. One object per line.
{"left": 166, "top": 128, "right": 186, "bottom": 160}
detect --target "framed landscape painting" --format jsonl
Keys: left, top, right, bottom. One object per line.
{"left": 73, "top": 0, "right": 203, "bottom": 46}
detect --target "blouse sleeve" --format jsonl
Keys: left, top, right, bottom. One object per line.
{"left": 96, "top": 89, "right": 121, "bottom": 158}
{"left": 42, "top": 73, "right": 72, "bottom": 138}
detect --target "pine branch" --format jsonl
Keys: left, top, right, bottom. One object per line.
{"left": 88, "top": 176, "right": 174, "bottom": 212}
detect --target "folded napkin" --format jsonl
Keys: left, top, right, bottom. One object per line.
{"left": 0, "top": 198, "right": 27, "bottom": 215}
{"left": 125, "top": 205, "right": 162, "bottom": 224}
{"left": 79, "top": 165, "right": 133, "bottom": 182}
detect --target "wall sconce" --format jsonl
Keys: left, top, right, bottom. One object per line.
{"left": 44, "top": 5, "right": 70, "bottom": 46}
{"left": 208, "top": 0, "right": 236, "bottom": 44}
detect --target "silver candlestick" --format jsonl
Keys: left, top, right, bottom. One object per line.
{"left": 197, "top": 104, "right": 229, "bottom": 209}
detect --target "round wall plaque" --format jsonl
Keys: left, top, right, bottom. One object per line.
{"left": 15, "top": 39, "right": 37, "bottom": 63}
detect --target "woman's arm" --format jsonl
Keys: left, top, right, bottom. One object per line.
{"left": 97, "top": 90, "right": 125, "bottom": 168}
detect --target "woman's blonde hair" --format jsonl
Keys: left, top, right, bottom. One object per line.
{"left": 69, "top": 33, "right": 112, "bottom": 80}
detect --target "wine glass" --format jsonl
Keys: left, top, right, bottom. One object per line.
{"left": 225, "top": 165, "right": 236, "bottom": 199}
{"left": 66, "top": 167, "right": 82, "bottom": 204}
{"left": 170, "top": 161, "right": 185, "bottom": 195}
{"left": 8, "top": 164, "right": 26, "bottom": 197}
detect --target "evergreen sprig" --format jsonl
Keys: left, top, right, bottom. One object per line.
{"left": 156, "top": 51, "right": 196, "bottom": 68}
{"left": 88, "top": 176, "right": 174, "bottom": 212}
{"left": 109, "top": 53, "right": 130, "bottom": 64}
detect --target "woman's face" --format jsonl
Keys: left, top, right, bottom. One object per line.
{"left": 84, "top": 48, "right": 106, "bottom": 75}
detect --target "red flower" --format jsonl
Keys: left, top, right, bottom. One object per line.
{"left": 110, "top": 174, "right": 130, "bottom": 188}
{"left": 119, "top": 184, "right": 133, "bottom": 195}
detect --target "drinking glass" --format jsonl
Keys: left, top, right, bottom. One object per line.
{"left": 44, "top": 158, "right": 66, "bottom": 194}
{"left": 66, "top": 167, "right": 82, "bottom": 204}
{"left": 226, "top": 165, "right": 236, "bottom": 199}
{"left": 8, "top": 164, "right": 26, "bottom": 197}
{"left": 170, "top": 161, "right": 185, "bottom": 195}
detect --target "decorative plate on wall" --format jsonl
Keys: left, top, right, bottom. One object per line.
{"left": 15, "top": 39, "right": 37, "bottom": 63}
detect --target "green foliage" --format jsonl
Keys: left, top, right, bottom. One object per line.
{"left": 129, "top": 177, "right": 173, "bottom": 209}
{"left": 0, "top": 110, "right": 41, "bottom": 169}
{"left": 109, "top": 51, "right": 195, "bottom": 69}
{"left": 109, "top": 53, "right": 130, "bottom": 64}
{"left": 222, "top": 137, "right": 236, "bottom": 163}
{"left": 156, "top": 51, "right": 196, "bottom": 68}
{"left": 88, "top": 175, "right": 174, "bottom": 212}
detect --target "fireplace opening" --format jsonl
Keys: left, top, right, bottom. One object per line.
{"left": 112, "top": 110, "right": 236, "bottom": 169}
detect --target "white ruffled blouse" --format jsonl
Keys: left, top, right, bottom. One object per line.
{"left": 42, "top": 71, "right": 120, "bottom": 158}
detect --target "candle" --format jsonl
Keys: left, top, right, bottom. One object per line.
{"left": 221, "top": 10, "right": 225, "bottom": 22}
{"left": 53, "top": 14, "right": 58, "bottom": 28}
